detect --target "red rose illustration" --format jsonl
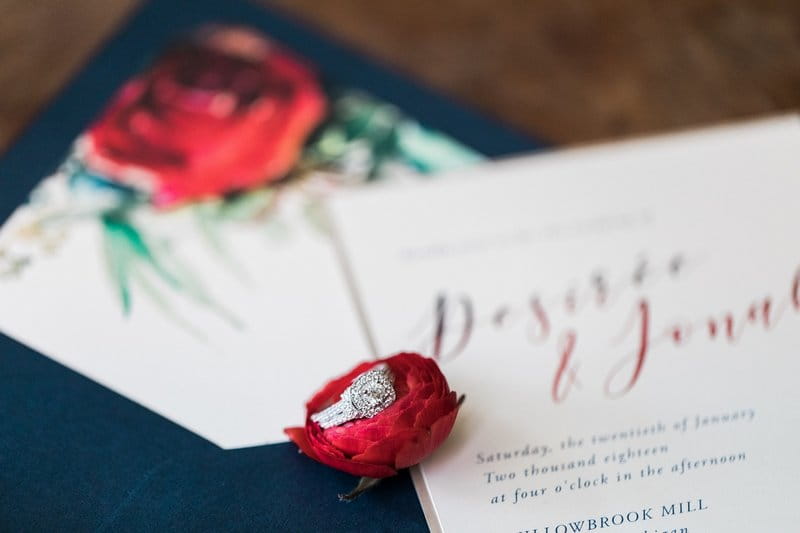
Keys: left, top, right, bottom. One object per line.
{"left": 285, "top": 352, "right": 461, "bottom": 480}
{"left": 85, "top": 26, "right": 325, "bottom": 207}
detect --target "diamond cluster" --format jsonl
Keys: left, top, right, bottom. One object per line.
{"left": 350, "top": 365, "right": 396, "bottom": 418}
{"left": 311, "top": 364, "right": 396, "bottom": 429}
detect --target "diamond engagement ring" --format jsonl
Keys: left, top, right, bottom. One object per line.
{"left": 311, "top": 364, "right": 396, "bottom": 429}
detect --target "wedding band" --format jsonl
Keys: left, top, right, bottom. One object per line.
{"left": 311, "top": 364, "right": 396, "bottom": 429}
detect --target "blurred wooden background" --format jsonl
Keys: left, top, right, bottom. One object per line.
{"left": 0, "top": 0, "right": 798, "bottom": 149}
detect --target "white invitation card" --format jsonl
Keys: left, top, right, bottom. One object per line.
{"left": 0, "top": 189, "right": 370, "bottom": 448}
{"left": 331, "top": 115, "right": 800, "bottom": 531}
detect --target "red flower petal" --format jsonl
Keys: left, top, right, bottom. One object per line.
{"left": 352, "top": 429, "right": 422, "bottom": 466}
{"left": 284, "top": 426, "right": 319, "bottom": 461}
{"left": 414, "top": 392, "right": 459, "bottom": 430}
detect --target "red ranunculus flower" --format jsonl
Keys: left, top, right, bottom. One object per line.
{"left": 85, "top": 26, "right": 325, "bottom": 207}
{"left": 285, "top": 352, "right": 461, "bottom": 479}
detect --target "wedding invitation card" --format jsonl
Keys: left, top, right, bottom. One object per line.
{"left": 330, "top": 115, "right": 800, "bottom": 531}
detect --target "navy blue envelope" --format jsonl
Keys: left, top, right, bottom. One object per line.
{"left": 0, "top": 1, "right": 543, "bottom": 530}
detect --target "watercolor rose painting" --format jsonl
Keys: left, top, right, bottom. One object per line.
{"left": 0, "top": 25, "right": 480, "bottom": 334}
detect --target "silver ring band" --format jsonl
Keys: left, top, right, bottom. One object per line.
{"left": 311, "top": 364, "right": 396, "bottom": 429}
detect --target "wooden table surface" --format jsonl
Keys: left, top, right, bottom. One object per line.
{"left": 0, "top": 0, "right": 798, "bottom": 149}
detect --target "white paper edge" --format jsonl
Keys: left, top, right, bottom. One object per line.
{"left": 411, "top": 465, "right": 443, "bottom": 533}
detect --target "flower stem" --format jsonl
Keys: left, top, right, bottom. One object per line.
{"left": 338, "top": 476, "right": 382, "bottom": 502}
